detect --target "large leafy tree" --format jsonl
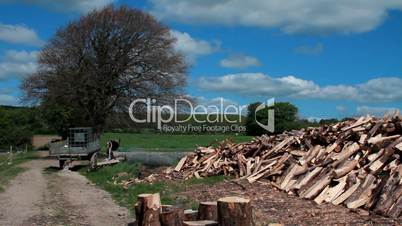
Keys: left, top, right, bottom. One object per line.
{"left": 245, "top": 102, "right": 300, "bottom": 135}
{"left": 22, "top": 5, "right": 187, "bottom": 136}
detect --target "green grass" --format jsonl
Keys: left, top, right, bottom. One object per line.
{"left": 80, "top": 161, "right": 226, "bottom": 211}
{"left": 101, "top": 133, "right": 252, "bottom": 152}
{"left": 0, "top": 151, "right": 37, "bottom": 192}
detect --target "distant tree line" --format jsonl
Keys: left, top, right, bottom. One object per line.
{"left": 244, "top": 102, "right": 341, "bottom": 136}
{"left": 0, "top": 101, "right": 345, "bottom": 150}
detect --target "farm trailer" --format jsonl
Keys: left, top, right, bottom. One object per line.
{"left": 49, "top": 127, "right": 100, "bottom": 169}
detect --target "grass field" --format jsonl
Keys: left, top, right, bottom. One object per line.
{"left": 0, "top": 151, "right": 37, "bottom": 192}
{"left": 80, "top": 162, "right": 226, "bottom": 211}
{"left": 101, "top": 133, "right": 252, "bottom": 152}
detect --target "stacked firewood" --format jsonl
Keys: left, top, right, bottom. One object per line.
{"left": 171, "top": 113, "right": 402, "bottom": 218}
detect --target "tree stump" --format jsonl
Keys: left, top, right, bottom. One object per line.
{"left": 197, "top": 201, "right": 217, "bottom": 221}
{"left": 159, "top": 205, "right": 184, "bottom": 226}
{"left": 184, "top": 209, "right": 198, "bottom": 221}
{"left": 135, "top": 193, "right": 162, "bottom": 226}
{"left": 182, "top": 220, "right": 218, "bottom": 226}
{"left": 217, "top": 196, "right": 254, "bottom": 226}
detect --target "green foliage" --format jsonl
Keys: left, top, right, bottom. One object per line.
{"left": 101, "top": 133, "right": 252, "bottom": 151}
{"left": 40, "top": 103, "right": 74, "bottom": 138}
{"left": 80, "top": 162, "right": 225, "bottom": 211}
{"left": 0, "top": 106, "right": 35, "bottom": 149}
{"left": 23, "top": 6, "right": 188, "bottom": 135}
{"left": 245, "top": 102, "right": 318, "bottom": 136}
{"left": 319, "top": 118, "right": 339, "bottom": 125}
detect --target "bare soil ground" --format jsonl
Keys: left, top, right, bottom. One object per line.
{"left": 178, "top": 180, "right": 402, "bottom": 226}
{"left": 0, "top": 159, "right": 134, "bottom": 226}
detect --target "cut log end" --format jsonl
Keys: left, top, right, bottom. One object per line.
{"left": 183, "top": 220, "right": 218, "bottom": 226}
{"left": 217, "top": 196, "right": 254, "bottom": 226}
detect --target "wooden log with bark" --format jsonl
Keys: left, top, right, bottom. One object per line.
{"left": 159, "top": 206, "right": 184, "bottom": 226}
{"left": 197, "top": 201, "right": 217, "bottom": 221}
{"left": 217, "top": 196, "right": 254, "bottom": 226}
{"left": 135, "top": 193, "right": 162, "bottom": 226}
{"left": 184, "top": 209, "right": 198, "bottom": 221}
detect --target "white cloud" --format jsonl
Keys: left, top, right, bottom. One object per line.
{"left": 197, "top": 73, "right": 402, "bottom": 103}
{"left": 0, "top": 23, "right": 44, "bottom": 46}
{"left": 171, "top": 30, "right": 219, "bottom": 63}
{"left": 150, "top": 0, "right": 402, "bottom": 34}
{"left": 294, "top": 43, "right": 324, "bottom": 55}
{"left": 220, "top": 54, "right": 261, "bottom": 68}
{"left": 336, "top": 105, "right": 347, "bottom": 113}
{"left": 356, "top": 106, "right": 400, "bottom": 116}
{"left": 0, "top": 0, "right": 115, "bottom": 13}
{"left": 0, "top": 94, "right": 19, "bottom": 106}
{"left": 4, "top": 50, "right": 39, "bottom": 62}
{"left": 0, "top": 50, "right": 39, "bottom": 81}
{"left": 194, "top": 96, "right": 247, "bottom": 114}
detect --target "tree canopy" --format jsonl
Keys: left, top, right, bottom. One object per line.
{"left": 22, "top": 5, "right": 188, "bottom": 136}
{"left": 245, "top": 102, "right": 317, "bottom": 135}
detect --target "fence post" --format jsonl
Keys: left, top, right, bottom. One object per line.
{"left": 8, "top": 145, "right": 13, "bottom": 165}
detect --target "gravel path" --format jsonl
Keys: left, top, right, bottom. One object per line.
{"left": 0, "top": 159, "right": 134, "bottom": 226}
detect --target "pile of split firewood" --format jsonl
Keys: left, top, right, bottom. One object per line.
{"left": 170, "top": 113, "right": 402, "bottom": 218}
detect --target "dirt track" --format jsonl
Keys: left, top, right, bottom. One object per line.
{"left": 0, "top": 159, "right": 134, "bottom": 226}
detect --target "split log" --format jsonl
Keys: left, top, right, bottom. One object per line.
{"left": 314, "top": 176, "right": 347, "bottom": 204}
{"left": 135, "top": 193, "right": 162, "bottom": 226}
{"left": 387, "top": 196, "right": 402, "bottom": 218}
{"left": 175, "top": 156, "right": 188, "bottom": 172}
{"left": 197, "top": 201, "right": 217, "bottom": 221}
{"left": 331, "top": 143, "right": 360, "bottom": 167}
{"left": 293, "top": 167, "right": 322, "bottom": 190}
{"left": 217, "top": 196, "right": 254, "bottom": 226}
{"left": 374, "top": 167, "right": 402, "bottom": 215}
{"left": 279, "top": 163, "right": 298, "bottom": 189}
{"left": 346, "top": 174, "right": 377, "bottom": 209}
{"left": 341, "top": 116, "right": 371, "bottom": 131}
{"left": 368, "top": 135, "right": 400, "bottom": 145}
{"left": 299, "top": 145, "right": 320, "bottom": 165}
{"left": 333, "top": 155, "right": 360, "bottom": 178}
{"left": 160, "top": 206, "right": 184, "bottom": 226}
{"left": 332, "top": 180, "right": 361, "bottom": 205}
{"left": 301, "top": 172, "right": 332, "bottom": 199}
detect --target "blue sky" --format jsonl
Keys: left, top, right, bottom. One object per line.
{"left": 0, "top": 0, "right": 401, "bottom": 120}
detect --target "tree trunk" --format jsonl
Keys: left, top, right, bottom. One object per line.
{"left": 159, "top": 205, "right": 184, "bottom": 226}
{"left": 184, "top": 209, "right": 198, "bottom": 221}
{"left": 217, "top": 196, "right": 254, "bottom": 226}
{"left": 135, "top": 193, "right": 162, "bottom": 226}
{"left": 197, "top": 201, "right": 217, "bottom": 221}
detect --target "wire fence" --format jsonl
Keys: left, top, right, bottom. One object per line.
{"left": 0, "top": 145, "right": 28, "bottom": 166}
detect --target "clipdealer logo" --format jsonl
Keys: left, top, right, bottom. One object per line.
{"left": 128, "top": 97, "right": 275, "bottom": 132}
